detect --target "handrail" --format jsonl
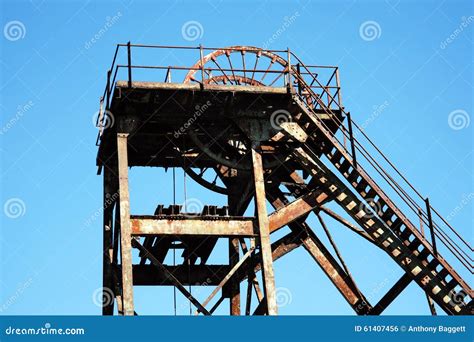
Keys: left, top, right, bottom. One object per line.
{"left": 284, "top": 54, "right": 472, "bottom": 268}
{"left": 117, "top": 43, "right": 289, "bottom": 53}
{"left": 95, "top": 44, "right": 472, "bottom": 276}
{"left": 294, "top": 85, "right": 473, "bottom": 274}
{"left": 286, "top": 59, "right": 472, "bottom": 274}
{"left": 97, "top": 44, "right": 306, "bottom": 115}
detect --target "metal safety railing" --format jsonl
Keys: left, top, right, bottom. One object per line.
{"left": 95, "top": 43, "right": 472, "bottom": 278}
{"left": 95, "top": 43, "right": 341, "bottom": 143}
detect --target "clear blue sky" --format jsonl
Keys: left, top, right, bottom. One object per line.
{"left": 0, "top": 0, "right": 472, "bottom": 315}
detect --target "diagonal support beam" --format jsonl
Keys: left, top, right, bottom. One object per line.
{"left": 320, "top": 205, "right": 437, "bottom": 315}
{"left": 196, "top": 247, "right": 255, "bottom": 314}
{"left": 315, "top": 211, "right": 363, "bottom": 297}
{"left": 268, "top": 189, "right": 329, "bottom": 234}
{"left": 132, "top": 239, "right": 211, "bottom": 315}
{"left": 319, "top": 206, "right": 374, "bottom": 243}
{"left": 209, "top": 296, "right": 225, "bottom": 314}
{"left": 253, "top": 297, "right": 267, "bottom": 315}
{"left": 301, "top": 233, "right": 371, "bottom": 314}
{"left": 238, "top": 230, "right": 305, "bottom": 283}
{"left": 267, "top": 185, "right": 372, "bottom": 314}
{"left": 369, "top": 273, "right": 412, "bottom": 315}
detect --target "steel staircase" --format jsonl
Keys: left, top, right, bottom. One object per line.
{"left": 283, "top": 63, "right": 473, "bottom": 315}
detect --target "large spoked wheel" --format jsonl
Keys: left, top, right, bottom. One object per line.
{"left": 184, "top": 46, "right": 288, "bottom": 86}
{"left": 182, "top": 47, "right": 291, "bottom": 194}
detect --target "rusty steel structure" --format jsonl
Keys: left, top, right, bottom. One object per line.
{"left": 96, "top": 43, "right": 473, "bottom": 316}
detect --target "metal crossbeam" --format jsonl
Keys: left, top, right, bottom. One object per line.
{"left": 130, "top": 217, "right": 255, "bottom": 236}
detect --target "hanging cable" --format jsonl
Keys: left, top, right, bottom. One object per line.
{"left": 172, "top": 167, "right": 177, "bottom": 316}
{"left": 182, "top": 139, "right": 192, "bottom": 315}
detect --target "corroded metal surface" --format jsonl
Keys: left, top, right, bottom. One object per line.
{"left": 117, "top": 133, "right": 134, "bottom": 315}
{"left": 130, "top": 216, "right": 256, "bottom": 236}
{"left": 98, "top": 44, "right": 472, "bottom": 316}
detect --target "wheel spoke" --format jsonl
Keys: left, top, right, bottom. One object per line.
{"left": 260, "top": 58, "right": 275, "bottom": 83}
{"left": 250, "top": 52, "right": 261, "bottom": 83}
{"left": 212, "top": 173, "right": 219, "bottom": 185}
{"left": 212, "top": 59, "right": 234, "bottom": 85}
{"left": 241, "top": 51, "right": 247, "bottom": 79}
{"left": 225, "top": 52, "right": 238, "bottom": 84}
{"left": 268, "top": 70, "right": 285, "bottom": 87}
